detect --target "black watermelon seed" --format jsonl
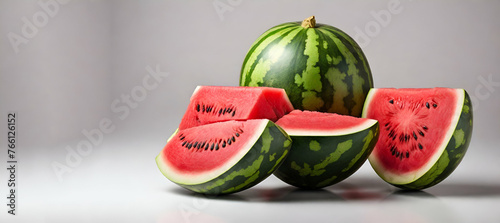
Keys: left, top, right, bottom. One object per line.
{"left": 210, "top": 143, "right": 214, "bottom": 151}
{"left": 413, "top": 132, "right": 417, "bottom": 140}
{"left": 433, "top": 104, "right": 437, "bottom": 108}
{"left": 426, "top": 102, "right": 430, "bottom": 109}
{"left": 201, "top": 141, "right": 206, "bottom": 148}
{"left": 423, "top": 126, "right": 428, "bottom": 131}
{"left": 406, "top": 151, "right": 409, "bottom": 158}
{"left": 187, "top": 143, "right": 192, "bottom": 149}
{"left": 222, "top": 141, "right": 226, "bottom": 148}
{"left": 204, "top": 143, "right": 209, "bottom": 150}
{"left": 418, "top": 143, "right": 423, "bottom": 150}
{"left": 197, "top": 143, "right": 202, "bottom": 150}
{"left": 235, "top": 132, "right": 240, "bottom": 137}
{"left": 396, "top": 151, "right": 400, "bottom": 157}
{"left": 392, "top": 150, "right": 396, "bottom": 155}
{"left": 219, "top": 109, "right": 222, "bottom": 115}
{"left": 202, "top": 105, "right": 205, "bottom": 113}
{"left": 389, "top": 99, "right": 394, "bottom": 104}
{"left": 418, "top": 130, "right": 424, "bottom": 137}
{"left": 223, "top": 108, "right": 227, "bottom": 115}
{"left": 196, "top": 104, "right": 200, "bottom": 112}
{"left": 215, "top": 143, "right": 219, "bottom": 151}
{"left": 193, "top": 142, "right": 198, "bottom": 148}
{"left": 392, "top": 135, "right": 397, "bottom": 141}
{"left": 182, "top": 141, "right": 187, "bottom": 146}
{"left": 227, "top": 138, "right": 231, "bottom": 145}
{"left": 232, "top": 110, "right": 236, "bottom": 117}
{"left": 385, "top": 123, "right": 389, "bottom": 127}
{"left": 231, "top": 136, "right": 235, "bottom": 142}
{"left": 180, "top": 136, "right": 185, "bottom": 140}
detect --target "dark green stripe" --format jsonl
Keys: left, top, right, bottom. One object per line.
{"left": 240, "top": 23, "right": 298, "bottom": 83}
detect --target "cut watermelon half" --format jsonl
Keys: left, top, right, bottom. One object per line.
{"left": 178, "top": 86, "right": 294, "bottom": 130}
{"left": 362, "top": 88, "right": 473, "bottom": 189}
{"left": 274, "top": 110, "right": 379, "bottom": 188}
{"left": 156, "top": 119, "right": 292, "bottom": 195}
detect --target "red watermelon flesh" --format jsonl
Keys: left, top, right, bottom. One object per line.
{"left": 276, "top": 110, "right": 378, "bottom": 136}
{"left": 157, "top": 119, "right": 279, "bottom": 186}
{"left": 178, "top": 86, "right": 294, "bottom": 130}
{"left": 362, "top": 88, "right": 463, "bottom": 183}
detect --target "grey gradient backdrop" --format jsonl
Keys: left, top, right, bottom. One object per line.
{"left": 1, "top": 0, "right": 500, "bottom": 222}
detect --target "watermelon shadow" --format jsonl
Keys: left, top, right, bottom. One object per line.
{"left": 424, "top": 183, "right": 500, "bottom": 197}
{"left": 328, "top": 176, "right": 394, "bottom": 201}
{"left": 265, "top": 186, "right": 345, "bottom": 202}
{"left": 168, "top": 187, "right": 247, "bottom": 201}
{"left": 383, "top": 190, "right": 438, "bottom": 201}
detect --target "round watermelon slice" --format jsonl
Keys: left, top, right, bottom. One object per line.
{"left": 362, "top": 88, "right": 473, "bottom": 190}
{"left": 273, "top": 110, "right": 379, "bottom": 189}
{"left": 156, "top": 119, "right": 292, "bottom": 195}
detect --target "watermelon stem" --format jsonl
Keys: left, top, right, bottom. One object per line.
{"left": 301, "top": 16, "right": 316, "bottom": 28}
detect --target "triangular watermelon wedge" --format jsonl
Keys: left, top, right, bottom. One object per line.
{"left": 362, "top": 88, "right": 473, "bottom": 189}
{"left": 178, "top": 86, "right": 294, "bottom": 130}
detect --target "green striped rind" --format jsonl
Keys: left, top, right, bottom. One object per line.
{"left": 393, "top": 90, "right": 473, "bottom": 190}
{"left": 172, "top": 121, "right": 292, "bottom": 195}
{"left": 240, "top": 22, "right": 373, "bottom": 117}
{"left": 273, "top": 122, "right": 379, "bottom": 189}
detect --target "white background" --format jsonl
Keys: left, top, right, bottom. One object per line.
{"left": 1, "top": 0, "right": 499, "bottom": 222}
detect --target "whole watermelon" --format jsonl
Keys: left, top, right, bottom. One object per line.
{"left": 240, "top": 16, "right": 373, "bottom": 117}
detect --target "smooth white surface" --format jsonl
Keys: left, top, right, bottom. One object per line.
{"left": 1, "top": 134, "right": 499, "bottom": 223}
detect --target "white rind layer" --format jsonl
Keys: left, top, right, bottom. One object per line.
{"left": 365, "top": 88, "right": 465, "bottom": 185}
{"left": 283, "top": 118, "right": 378, "bottom": 136}
{"left": 156, "top": 119, "right": 269, "bottom": 185}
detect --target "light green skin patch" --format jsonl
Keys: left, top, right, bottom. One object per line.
{"left": 325, "top": 67, "right": 349, "bottom": 114}
{"left": 393, "top": 90, "right": 473, "bottom": 190}
{"left": 172, "top": 121, "right": 292, "bottom": 195}
{"left": 294, "top": 29, "right": 324, "bottom": 110}
{"left": 240, "top": 22, "right": 373, "bottom": 117}
{"left": 309, "top": 140, "right": 321, "bottom": 151}
{"left": 269, "top": 153, "right": 276, "bottom": 161}
{"left": 274, "top": 123, "right": 379, "bottom": 189}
